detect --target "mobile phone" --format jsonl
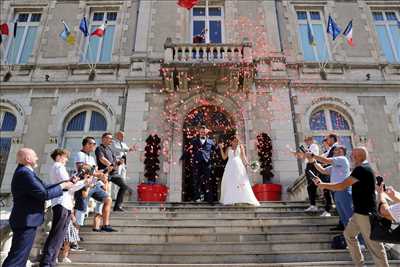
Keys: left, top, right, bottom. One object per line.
{"left": 308, "top": 170, "right": 319, "bottom": 179}
{"left": 376, "top": 176, "right": 386, "bottom": 191}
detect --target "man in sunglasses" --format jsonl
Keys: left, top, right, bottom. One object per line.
{"left": 74, "top": 136, "right": 116, "bottom": 233}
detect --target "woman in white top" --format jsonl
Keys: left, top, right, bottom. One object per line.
{"left": 219, "top": 135, "right": 260, "bottom": 206}
{"left": 40, "top": 149, "right": 90, "bottom": 266}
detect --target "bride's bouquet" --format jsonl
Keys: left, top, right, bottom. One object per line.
{"left": 249, "top": 160, "right": 260, "bottom": 173}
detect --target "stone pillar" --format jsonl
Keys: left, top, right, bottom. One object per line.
{"left": 123, "top": 87, "right": 149, "bottom": 200}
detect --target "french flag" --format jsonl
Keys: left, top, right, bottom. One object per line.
{"left": 91, "top": 23, "right": 105, "bottom": 37}
{"left": 343, "top": 20, "right": 353, "bottom": 46}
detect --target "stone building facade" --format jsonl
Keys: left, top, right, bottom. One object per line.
{"left": 0, "top": 0, "right": 399, "bottom": 201}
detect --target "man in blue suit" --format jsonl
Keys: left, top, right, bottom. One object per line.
{"left": 181, "top": 126, "right": 218, "bottom": 203}
{"left": 2, "top": 148, "right": 74, "bottom": 267}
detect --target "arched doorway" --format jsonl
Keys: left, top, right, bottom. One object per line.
{"left": 181, "top": 105, "right": 235, "bottom": 202}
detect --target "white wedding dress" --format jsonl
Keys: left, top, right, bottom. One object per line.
{"left": 219, "top": 147, "right": 260, "bottom": 206}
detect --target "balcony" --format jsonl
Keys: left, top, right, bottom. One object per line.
{"left": 162, "top": 38, "right": 254, "bottom": 92}
{"left": 163, "top": 37, "right": 252, "bottom": 64}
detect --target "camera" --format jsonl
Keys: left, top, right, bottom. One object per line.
{"left": 376, "top": 176, "right": 386, "bottom": 191}
{"left": 75, "top": 164, "right": 96, "bottom": 180}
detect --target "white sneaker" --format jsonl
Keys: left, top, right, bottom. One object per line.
{"left": 320, "top": 211, "right": 332, "bottom": 217}
{"left": 61, "top": 257, "right": 72, "bottom": 263}
{"left": 305, "top": 205, "right": 318, "bottom": 212}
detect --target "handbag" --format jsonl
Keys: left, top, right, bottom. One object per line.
{"left": 369, "top": 212, "right": 400, "bottom": 244}
{"left": 331, "top": 234, "right": 347, "bottom": 249}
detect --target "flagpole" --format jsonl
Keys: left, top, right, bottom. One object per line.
{"left": 205, "top": 0, "right": 209, "bottom": 44}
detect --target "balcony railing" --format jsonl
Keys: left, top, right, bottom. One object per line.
{"left": 164, "top": 38, "right": 252, "bottom": 64}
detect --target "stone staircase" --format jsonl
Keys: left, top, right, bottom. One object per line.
{"left": 54, "top": 201, "right": 399, "bottom": 267}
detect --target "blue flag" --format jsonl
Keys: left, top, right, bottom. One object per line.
{"left": 327, "top": 15, "right": 341, "bottom": 41}
{"left": 79, "top": 17, "right": 89, "bottom": 37}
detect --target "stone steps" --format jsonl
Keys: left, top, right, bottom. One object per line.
{"left": 75, "top": 231, "right": 341, "bottom": 243}
{"left": 59, "top": 262, "right": 400, "bottom": 267}
{"left": 79, "top": 223, "right": 337, "bottom": 234}
{"left": 66, "top": 240, "right": 334, "bottom": 252}
{"left": 66, "top": 249, "right": 367, "bottom": 264}
{"left": 95, "top": 216, "right": 339, "bottom": 227}
{"left": 54, "top": 202, "right": 398, "bottom": 266}
{"left": 101, "top": 210, "right": 328, "bottom": 218}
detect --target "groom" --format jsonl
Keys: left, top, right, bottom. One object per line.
{"left": 181, "top": 125, "right": 217, "bottom": 203}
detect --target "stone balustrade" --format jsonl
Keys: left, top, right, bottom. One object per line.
{"left": 164, "top": 38, "right": 252, "bottom": 64}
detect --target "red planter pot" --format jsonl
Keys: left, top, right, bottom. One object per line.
{"left": 137, "top": 183, "right": 169, "bottom": 202}
{"left": 252, "top": 183, "right": 282, "bottom": 201}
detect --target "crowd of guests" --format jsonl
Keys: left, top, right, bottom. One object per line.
{"left": 2, "top": 130, "right": 400, "bottom": 267}
{"left": 292, "top": 133, "right": 399, "bottom": 267}
{"left": 2, "top": 131, "right": 135, "bottom": 267}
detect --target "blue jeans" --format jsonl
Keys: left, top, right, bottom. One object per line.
{"left": 333, "top": 190, "right": 353, "bottom": 226}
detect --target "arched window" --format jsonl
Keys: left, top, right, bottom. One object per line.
{"left": 63, "top": 109, "right": 107, "bottom": 170}
{"left": 309, "top": 108, "right": 353, "bottom": 155}
{"left": 0, "top": 111, "right": 17, "bottom": 183}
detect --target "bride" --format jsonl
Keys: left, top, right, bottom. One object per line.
{"left": 218, "top": 135, "right": 260, "bottom": 206}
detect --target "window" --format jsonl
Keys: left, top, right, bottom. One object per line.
{"left": 82, "top": 11, "right": 117, "bottom": 63}
{"left": 372, "top": 11, "right": 400, "bottom": 63}
{"left": 296, "top": 10, "right": 330, "bottom": 62}
{"left": 0, "top": 111, "right": 17, "bottom": 184}
{"left": 309, "top": 108, "right": 353, "bottom": 156}
{"left": 4, "top": 12, "right": 41, "bottom": 64}
{"left": 63, "top": 109, "right": 107, "bottom": 170}
{"left": 191, "top": 6, "right": 223, "bottom": 43}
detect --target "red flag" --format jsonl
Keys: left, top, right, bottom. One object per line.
{"left": 0, "top": 23, "right": 9, "bottom": 35}
{"left": 177, "top": 0, "right": 198, "bottom": 10}
{"left": 91, "top": 23, "right": 105, "bottom": 37}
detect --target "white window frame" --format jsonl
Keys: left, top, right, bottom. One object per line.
{"left": 310, "top": 108, "right": 353, "bottom": 146}
{"left": 190, "top": 5, "right": 224, "bottom": 44}
{"left": 3, "top": 12, "right": 41, "bottom": 65}
{"left": 372, "top": 10, "right": 400, "bottom": 63}
{"left": 83, "top": 11, "right": 117, "bottom": 63}
{"left": 296, "top": 9, "right": 331, "bottom": 61}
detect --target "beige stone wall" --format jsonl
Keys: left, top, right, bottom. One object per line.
{"left": 0, "top": 0, "right": 399, "bottom": 199}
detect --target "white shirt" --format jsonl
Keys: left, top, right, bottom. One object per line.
{"left": 388, "top": 203, "right": 400, "bottom": 223}
{"left": 50, "top": 162, "right": 85, "bottom": 210}
{"left": 200, "top": 137, "right": 206, "bottom": 145}
{"left": 74, "top": 151, "right": 102, "bottom": 186}
{"left": 111, "top": 139, "right": 130, "bottom": 159}
{"left": 305, "top": 143, "right": 320, "bottom": 163}
{"left": 75, "top": 151, "right": 97, "bottom": 167}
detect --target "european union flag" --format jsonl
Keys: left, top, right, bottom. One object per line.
{"left": 327, "top": 15, "right": 341, "bottom": 41}
{"left": 79, "top": 17, "right": 89, "bottom": 37}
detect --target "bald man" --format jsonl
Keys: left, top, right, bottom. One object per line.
{"left": 311, "top": 147, "right": 389, "bottom": 267}
{"left": 3, "top": 148, "right": 74, "bottom": 267}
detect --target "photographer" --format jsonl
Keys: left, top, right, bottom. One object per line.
{"left": 111, "top": 131, "right": 136, "bottom": 180}
{"left": 306, "top": 146, "right": 352, "bottom": 226}
{"left": 377, "top": 183, "right": 400, "bottom": 223}
{"left": 40, "top": 149, "right": 91, "bottom": 266}
{"left": 74, "top": 136, "right": 116, "bottom": 233}
{"left": 96, "top": 132, "right": 129, "bottom": 212}
{"left": 313, "top": 147, "right": 389, "bottom": 267}
{"left": 302, "top": 136, "right": 320, "bottom": 212}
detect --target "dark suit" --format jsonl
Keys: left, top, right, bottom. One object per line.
{"left": 184, "top": 137, "right": 216, "bottom": 202}
{"left": 2, "top": 165, "right": 63, "bottom": 267}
